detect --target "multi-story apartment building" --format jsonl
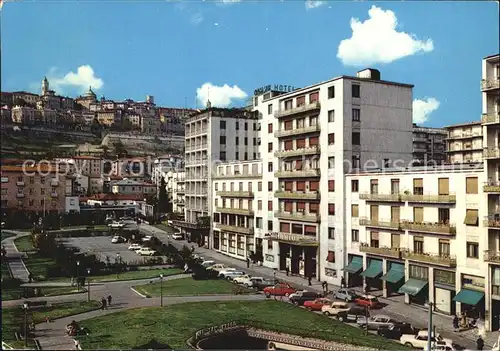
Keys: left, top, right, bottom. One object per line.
{"left": 412, "top": 124, "right": 447, "bottom": 165}
{"left": 110, "top": 178, "right": 156, "bottom": 196}
{"left": 446, "top": 121, "right": 484, "bottom": 164}
{"left": 212, "top": 160, "right": 262, "bottom": 260}
{"left": 482, "top": 53, "right": 500, "bottom": 332}
{"left": 250, "top": 68, "right": 413, "bottom": 281}
{"left": 72, "top": 156, "right": 104, "bottom": 195}
{"left": 167, "top": 171, "right": 186, "bottom": 214}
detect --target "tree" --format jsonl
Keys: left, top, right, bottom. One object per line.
{"left": 158, "top": 177, "right": 170, "bottom": 214}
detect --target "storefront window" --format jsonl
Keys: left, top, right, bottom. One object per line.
{"left": 434, "top": 269, "right": 455, "bottom": 286}
{"left": 409, "top": 265, "right": 428, "bottom": 280}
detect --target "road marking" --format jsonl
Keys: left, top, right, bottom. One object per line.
{"left": 130, "top": 287, "right": 147, "bottom": 298}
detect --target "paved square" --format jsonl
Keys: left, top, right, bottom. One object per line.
{"left": 60, "top": 237, "right": 141, "bottom": 263}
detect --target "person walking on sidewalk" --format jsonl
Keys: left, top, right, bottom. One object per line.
{"left": 101, "top": 297, "right": 107, "bottom": 310}
{"left": 452, "top": 315, "right": 459, "bottom": 331}
{"left": 285, "top": 266, "right": 289, "bottom": 276}
{"left": 341, "top": 277, "right": 346, "bottom": 288}
{"left": 308, "top": 275, "right": 312, "bottom": 286}
{"left": 477, "top": 335, "right": 484, "bottom": 350}
{"left": 246, "top": 257, "right": 250, "bottom": 269}
{"left": 107, "top": 295, "right": 112, "bottom": 306}
{"left": 322, "top": 281, "right": 328, "bottom": 296}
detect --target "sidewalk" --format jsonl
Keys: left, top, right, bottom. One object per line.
{"left": 2, "top": 231, "right": 30, "bottom": 282}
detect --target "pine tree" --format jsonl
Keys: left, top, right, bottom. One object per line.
{"left": 158, "top": 177, "right": 170, "bottom": 214}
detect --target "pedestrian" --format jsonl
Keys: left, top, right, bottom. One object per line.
{"left": 285, "top": 266, "right": 289, "bottom": 276}
{"left": 100, "top": 297, "right": 106, "bottom": 310}
{"left": 477, "top": 335, "right": 484, "bottom": 351}
{"left": 107, "top": 295, "right": 112, "bottom": 306}
{"left": 452, "top": 315, "right": 459, "bottom": 331}
{"left": 28, "top": 274, "right": 33, "bottom": 283}
{"left": 308, "top": 275, "right": 312, "bottom": 286}
{"left": 340, "top": 276, "right": 346, "bottom": 288}
{"left": 322, "top": 281, "right": 328, "bottom": 295}
{"left": 246, "top": 257, "right": 250, "bottom": 268}
{"left": 191, "top": 246, "right": 195, "bottom": 253}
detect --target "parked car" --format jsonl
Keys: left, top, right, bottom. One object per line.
{"left": 400, "top": 330, "right": 454, "bottom": 350}
{"left": 142, "top": 235, "right": 153, "bottom": 242}
{"left": 128, "top": 243, "right": 143, "bottom": 251}
{"left": 377, "top": 323, "right": 420, "bottom": 340}
{"left": 137, "top": 248, "right": 156, "bottom": 256}
{"left": 336, "top": 306, "right": 369, "bottom": 323}
{"left": 288, "top": 291, "right": 321, "bottom": 306}
{"left": 171, "top": 232, "right": 184, "bottom": 240}
{"left": 201, "top": 260, "right": 215, "bottom": 267}
{"left": 111, "top": 236, "right": 126, "bottom": 243}
{"left": 247, "top": 277, "right": 275, "bottom": 291}
{"left": 217, "top": 268, "right": 238, "bottom": 278}
{"left": 223, "top": 271, "right": 246, "bottom": 280}
{"left": 263, "top": 283, "right": 296, "bottom": 297}
{"left": 357, "top": 315, "right": 395, "bottom": 330}
{"left": 207, "top": 264, "right": 231, "bottom": 273}
{"left": 232, "top": 274, "right": 252, "bottom": 284}
{"left": 321, "top": 301, "right": 351, "bottom": 316}
{"left": 334, "top": 288, "right": 358, "bottom": 302}
{"left": 303, "top": 298, "right": 333, "bottom": 311}
{"left": 108, "top": 221, "right": 124, "bottom": 229}
{"left": 354, "top": 294, "right": 381, "bottom": 309}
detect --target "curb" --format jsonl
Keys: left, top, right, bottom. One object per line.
{"left": 130, "top": 287, "right": 147, "bottom": 298}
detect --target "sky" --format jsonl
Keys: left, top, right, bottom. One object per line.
{"left": 1, "top": 0, "right": 498, "bottom": 128}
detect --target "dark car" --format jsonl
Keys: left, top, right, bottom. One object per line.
{"left": 288, "top": 291, "right": 321, "bottom": 306}
{"left": 336, "top": 306, "right": 369, "bottom": 323}
{"left": 377, "top": 323, "right": 420, "bottom": 340}
{"left": 251, "top": 278, "right": 275, "bottom": 291}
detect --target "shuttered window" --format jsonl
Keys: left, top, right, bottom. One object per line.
{"left": 296, "top": 138, "right": 306, "bottom": 149}
{"left": 351, "top": 204, "right": 359, "bottom": 217}
{"left": 309, "top": 92, "right": 319, "bottom": 102}
{"left": 297, "top": 96, "right": 306, "bottom": 107}
{"left": 328, "top": 180, "right": 335, "bottom": 192}
{"left": 371, "top": 231, "right": 379, "bottom": 240}
{"left": 391, "top": 206, "right": 400, "bottom": 222}
{"left": 309, "top": 181, "right": 319, "bottom": 191}
{"left": 304, "top": 225, "right": 316, "bottom": 235}
{"left": 466, "top": 177, "right": 478, "bottom": 194}
{"left": 370, "top": 205, "right": 379, "bottom": 220}
{"left": 327, "top": 251, "right": 335, "bottom": 263}
{"left": 297, "top": 202, "right": 305, "bottom": 211}
{"left": 438, "top": 178, "right": 449, "bottom": 195}
{"left": 284, "top": 121, "right": 293, "bottom": 130}
{"left": 391, "top": 234, "right": 400, "bottom": 248}
{"left": 310, "top": 203, "right": 319, "bottom": 213}
{"left": 280, "top": 222, "right": 290, "bottom": 232}
{"left": 296, "top": 181, "right": 305, "bottom": 191}
{"left": 295, "top": 160, "right": 302, "bottom": 170}
{"left": 413, "top": 178, "right": 424, "bottom": 195}
{"left": 413, "top": 207, "right": 424, "bottom": 223}
{"left": 309, "top": 136, "right": 319, "bottom": 146}
{"left": 464, "top": 209, "right": 479, "bottom": 226}
{"left": 284, "top": 202, "right": 293, "bottom": 212}
{"left": 328, "top": 204, "right": 335, "bottom": 215}
{"left": 284, "top": 182, "right": 293, "bottom": 191}
{"left": 284, "top": 140, "right": 293, "bottom": 151}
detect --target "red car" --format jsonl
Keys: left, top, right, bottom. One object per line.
{"left": 354, "top": 294, "right": 381, "bottom": 309}
{"left": 303, "top": 298, "right": 333, "bottom": 311}
{"left": 263, "top": 283, "right": 296, "bottom": 297}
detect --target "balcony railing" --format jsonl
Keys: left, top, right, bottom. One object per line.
{"left": 216, "top": 207, "right": 254, "bottom": 216}
{"left": 482, "top": 112, "right": 500, "bottom": 124}
{"left": 50, "top": 179, "right": 59, "bottom": 187}
{"left": 275, "top": 101, "right": 321, "bottom": 118}
{"left": 216, "top": 191, "right": 254, "bottom": 198}
{"left": 401, "top": 194, "right": 456, "bottom": 203}
{"left": 275, "top": 146, "right": 320, "bottom": 158}
{"left": 359, "top": 243, "right": 402, "bottom": 258}
{"left": 16, "top": 181, "right": 24, "bottom": 186}
{"left": 484, "top": 250, "right": 500, "bottom": 264}
{"left": 275, "top": 211, "right": 320, "bottom": 223}
{"left": 16, "top": 193, "right": 25, "bottom": 198}
{"left": 483, "top": 181, "right": 500, "bottom": 193}
{"left": 274, "top": 124, "right": 321, "bottom": 138}
{"left": 446, "top": 132, "right": 482, "bottom": 140}
{"left": 359, "top": 218, "right": 401, "bottom": 230}
{"left": 213, "top": 173, "right": 262, "bottom": 180}
{"left": 484, "top": 216, "right": 500, "bottom": 228}
{"left": 481, "top": 78, "right": 500, "bottom": 91}
{"left": 216, "top": 224, "right": 254, "bottom": 235}
{"left": 400, "top": 221, "right": 456, "bottom": 235}
{"left": 359, "top": 193, "right": 402, "bottom": 202}
{"left": 274, "top": 191, "right": 320, "bottom": 200}
{"left": 274, "top": 169, "right": 320, "bottom": 178}
{"left": 402, "top": 251, "right": 457, "bottom": 267}
{"left": 484, "top": 147, "right": 500, "bottom": 159}
{"left": 51, "top": 192, "right": 58, "bottom": 198}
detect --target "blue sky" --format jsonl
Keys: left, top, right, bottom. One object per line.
{"left": 1, "top": 0, "right": 498, "bottom": 127}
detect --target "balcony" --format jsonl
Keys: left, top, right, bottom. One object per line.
{"left": 413, "top": 136, "right": 428, "bottom": 143}
{"left": 213, "top": 173, "right": 262, "bottom": 180}
{"left": 274, "top": 124, "right": 321, "bottom": 138}
{"left": 275, "top": 211, "right": 320, "bottom": 223}
{"left": 481, "top": 78, "right": 500, "bottom": 91}
{"left": 446, "top": 132, "right": 482, "bottom": 140}
{"left": 359, "top": 243, "right": 402, "bottom": 259}
{"left": 51, "top": 192, "right": 58, "bottom": 198}
{"left": 402, "top": 251, "right": 457, "bottom": 268}
{"left": 216, "top": 207, "right": 254, "bottom": 216}
{"left": 359, "top": 193, "right": 402, "bottom": 202}
{"left": 274, "top": 169, "right": 320, "bottom": 178}
{"left": 359, "top": 218, "right": 401, "bottom": 230}
{"left": 484, "top": 182, "right": 500, "bottom": 193}
{"left": 16, "top": 193, "right": 25, "bottom": 198}
{"left": 400, "top": 221, "right": 456, "bottom": 235}
{"left": 216, "top": 224, "right": 254, "bottom": 235}
{"left": 275, "top": 101, "right": 321, "bottom": 118}
{"left": 401, "top": 194, "right": 456, "bottom": 203}
{"left": 171, "top": 219, "right": 210, "bottom": 229}
{"left": 50, "top": 179, "right": 59, "bottom": 187}
{"left": 484, "top": 216, "right": 500, "bottom": 229}
{"left": 484, "top": 250, "right": 500, "bottom": 264}
{"left": 482, "top": 112, "right": 500, "bottom": 125}
{"left": 267, "top": 232, "right": 319, "bottom": 246}
{"left": 484, "top": 147, "right": 500, "bottom": 159}
{"left": 216, "top": 191, "right": 254, "bottom": 198}
{"left": 275, "top": 146, "right": 320, "bottom": 158}
{"left": 274, "top": 191, "right": 320, "bottom": 200}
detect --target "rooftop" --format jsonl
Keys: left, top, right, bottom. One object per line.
{"left": 348, "top": 162, "right": 483, "bottom": 176}
{"left": 445, "top": 120, "right": 482, "bottom": 128}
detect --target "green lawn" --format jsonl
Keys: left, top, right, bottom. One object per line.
{"left": 14, "top": 236, "right": 35, "bottom": 252}
{"left": 23, "top": 254, "right": 58, "bottom": 281}
{"left": 133, "top": 277, "right": 253, "bottom": 297}
{"left": 77, "top": 301, "right": 405, "bottom": 350}
{"left": 91, "top": 267, "right": 183, "bottom": 282}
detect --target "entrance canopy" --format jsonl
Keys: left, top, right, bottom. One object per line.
{"left": 343, "top": 256, "right": 363, "bottom": 274}
{"left": 453, "top": 289, "right": 485, "bottom": 306}
{"left": 398, "top": 278, "right": 428, "bottom": 296}
{"left": 381, "top": 263, "right": 405, "bottom": 283}
{"left": 360, "top": 259, "right": 383, "bottom": 278}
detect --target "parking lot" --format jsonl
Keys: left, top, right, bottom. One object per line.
{"left": 59, "top": 236, "right": 142, "bottom": 263}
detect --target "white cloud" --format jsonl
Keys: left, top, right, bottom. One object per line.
{"left": 219, "top": 0, "right": 241, "bottom": 3}
{"left": 413, "top": 97, "right": 440, "bottom": 124}
{"left": 48, "top": 65, "right": 104, "bottom": 94}
{"left": 305, "top": 0, "right": 325, "bottom": 9}
{"left": 337, "top": 5, "right": 434, "bottom": 66}
{"left": 196, "top": 82, "right": 248, "bottom": 108}
{"left": 190, "top": 13, "right": 203, "bottom": 25}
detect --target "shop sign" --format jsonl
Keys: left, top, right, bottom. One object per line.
{"left": 265, "top": 254, "right": 274, "bottom": 262}
{"left": 254, "top": 84, "right": 298, "bottom": 96}
{"left": 266, "top": 232, "right": 317, "bottom": 244}
{"left": 325, "top": 268, "right": 337, "bottom": 278}
{"left": 462, "top": 274, "right": 485, "bottom": 291}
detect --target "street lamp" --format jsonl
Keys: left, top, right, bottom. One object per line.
{"left": 23, "top": 302, "right": 28, "bottom": 347}
{"left": 273, "top": 269, "right": 277, "bottom": 301}
{"left": 76, "top": 261, "right": 80, "bottom": 291}
{"left": 87, "top": 268, "right": 91, "bottom": 302}
{"left": 427, "top": 301, "right": 434, "bottom": 351}
{"left": 160, "top": 273, "right": 164, "bottom": 307}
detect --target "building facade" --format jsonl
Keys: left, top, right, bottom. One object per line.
{"left": 446, "top": 121, "right": 484, "bottom": 164}
{"left": 412, "top": 124, "right": 447, "bottom": 165}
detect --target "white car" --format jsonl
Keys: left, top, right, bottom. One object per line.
{"left": 108, "top": 221, "right": 124, "bottom": 228}
{"left": 171, "top": 232, "right": 184, "bottom": 240}
{"left": 321, "top": 301, "right": 350, "bottom": 316}
{"left": 128, "top": 243, "right": 143, "bottom": 251}
{"left": 111, "top": 236, "right": 125, "bottom": 243}
{"left": 400, "top": 330, "right": 454, "bottom": 349}
{"left": 142, "top": 235, "right": 153, "bottom": 242}
{"left": 137, "top": 248, "right": 156, "bottom": 256}
{"left": 221, "top": 271, "right": 246, "bottom": 280}
{"left": 208, "top": 264, "right": 231, "bottom": 273}
{"left": 201, "top": 260, "right": 215, "bottom": 267}
{"left": 217, "top": 268, "right": 238, "bottom": 278}
{"left": 232, "top": 274, "right": 252, "bottom": 284}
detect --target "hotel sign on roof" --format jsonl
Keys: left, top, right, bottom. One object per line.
{"left": 254, "top": 84, "right": 298, "bottom": 96}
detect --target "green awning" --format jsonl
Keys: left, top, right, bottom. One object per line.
{"left": 381, "top": 263, "right": 405, "bottom": 283}
{"left": 398, "top": 278, "right": 428, "bottom": 296}
{"left": 360, "top": 259, "right": 383, "bottom": 278}
{"left": 453, "top": 289, "right": 485, "bottom": 306}
{"left": 343, "top": 256, "right": 363, "bottom": 274}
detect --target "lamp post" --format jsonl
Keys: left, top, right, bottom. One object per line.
{"left": 23, "top": 302, "right": 28, "bottom": 347}
{"left": 87, "top": 268, "right": 91, "bottom": 302}
{"left": 273, "top": 269, "right": 277, "bottom": 301}
{"left": 116, "top": 253, "right": 121, "bottom": 279}
{"left": 76, "top": 261, "right": 80, "bottom": 291}
{"left": 160, "top": 274, "right": 164, "bottom": 307}
{"left": 427, "top": 302, "right": 434, "bottom": 351}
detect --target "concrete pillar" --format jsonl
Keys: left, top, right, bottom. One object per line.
{"left": 428, "top": 267, "right": 435, "bottom": 310}
{"left": 363, "top": 255, "right": 368, "bottom": 292}
{"left": 486, "top": 264, "right": 492, "bottom": 332}
{"left": 243, "top": 235, "right": 248, "bottom": 259}
{"left": 404, "top": 260, "right": 410, "bottom": 304}
{"left": 382, "top": 259, "right": 388, "bottom": 298}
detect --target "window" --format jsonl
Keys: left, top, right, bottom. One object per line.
{"left": 328, "top": 227, "right": 335, "bottom": 240}
{"left": 253, "top": 138, "right": 257, "bottom": 146}
{"left": 268, "top": 123, "right": 273, "bottom": 133}
{"left": 328, "top": 157, "right": 335, "bottom": 169}
{"left": 351, "top": 229, "right": 359, "bottom": 242}
{"left": 244, "top": 137, "right": 248, "bottom": 146}
{"left": 236, "top": 152, "right": 239, "bottom": 159}
{"left": 258, "top": 200, "right": 262, "bottom": 210}
{"left": 328, "top": 180, "right": 335, "bottom": 192}
{"left": 215, "top": 183, "right": 219, "bottom": 191}
{"left": 268, "top": 104, "right": 273, "bottom": 114}
{"left": 328, "top": 204, "right": 335, "bottom": 215}
{"left": 220, "top": 121, "right": 226, "bottom": 129}
{"left": 352, "top": 84, "right": 360, "bottom": 98}
{"left": 439, "top": 239, "right": 450, "bottom": 256}
{"left": 438, "top": 208, "right": 450, "bottom": 223}
{"left": 297, "top": 95, "right": 306, "bottom": 107}
{"left": 391, "top": 206, "right": 400, "bottom": 222}
{"left": 352, "top": 132, "right": 360, "bottom": 145}
{"left": 284, "top": 120, "right": 293, "bottom": 130}
{"left": 284, "top": 201, "right": 293, "bottom": 212}
{"left": 413, "top": 236, "right": 424, "bottom": 254}
{"left": 352, "top": 155, "right": 360, "bottom": 169}
{"left": 328, "top": 110, "right": 335, "bottom": 122}
{"left": 296, "top": 138, "right": 306, "bottom": 149}
{"left": 352, "top": 108, "right": 360, "bottom": 121}
{"left": 391, "top": 234, "right": 400, "bottom": 248}
{"left": 214, "top": 199, "right": 218, "bottom": 207}
{"left": 268, "top": 143, "right": 273, "bottom": 152}
{"left": 268, "top": 220, "right": 273, "bottom": 231}
{"left": 41, "top": 177, "right": 45, "bottom": 184}
{"left": 258, "top": 182, "right": 262, "bottom": 191}
{"left": 296, "top": 181, "right": 305, "bottom": 191}
{"left": 244, "top": 152, "right": 248, "bottom": 160}
{"left": 327, "top": 251, "right": 335, "bottom": 263}
{"left": 1, "top": 188, "right": 6, "bottom": 195}
{"left": 267, "top": 240, "right": 273, "bottom": 250}
{"left": 370, "top": 179, "right": 378, "bottom": 194}
{"left": 351, "top": 204, "right": 359, "bottom": 217}
{"left": 284, "top": 100, "right": 292, "bottom": 110}
{"left": 220, "top": 136, "right": 226, "bottom": 144}
{"left": 267, "top": 162, "right": 273, "bottom": 172}
{"left": 268, "top": 181, "right": 273, "bottom": 191}
{"left": 464, "top": 209, "right": 479, "bottom": 226}
{"left": 328, "top": 86, "right": 335, "bottom": 99}
{"left": 236, "top": 122, "right": 239, "bottom": 130}
{"left": 219, "top": 152, "right": 226, "bottom": 161}
{"left": 268, "top": 201, "right": 273, "bottom": 211}
{"left": 413, "top": 207, "right": 424, "bottom": 223}
{"left": 409, "top": 265, "right": 428, "bottom": 280}
{"left": 328, "top": 133, "right": 335, "bottom": 145}
{"left": 309, "top": 136, "right": 319, "bottom": 146}
{"left": 253, "top": 123, "right": 256, "bottom": 131}
{"left": 309, "top": 92, "right": 319, "bottom": 102}
{"left": 351, "top": 180, "right": 359, "bottom": 192}
{"left": 310, "top": 203, "right": 319, "bottom": 213}
{"left": 466, "top": 177, "right": 478, "bottom": 194}
{"left": 391, "top": 179, "right": 400, "bottom": 194}
{"left": 413, "top": 178, "right": 424, "bottom": 195}
{"left": 256, "top": 217, "right": 263, "bottom": 229}
{"left": 370, "top": 232, "right": 379, "bottom": 248}
{"left": 438, "top": 178, "right": 449, "bottom": 195}
{"left": 244, "top": 122, "right": 248, "bottom": 131}
{"left": 466, "top": 242, "right": 479, "bottom": 258}
{"left": 235, "top": 137, "right": 239, "bottom": 145}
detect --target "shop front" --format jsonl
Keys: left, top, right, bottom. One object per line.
{"left": 433, "top": 269, "right": 456, "bottom": 315}
{"left": 398, "top": 265, "right": 429, "bottom": 306}
{"left": 491, "top": 266, "right": 500, "bottom": 331}
{"left": 381, "top": 261, "right": 405, "bottom": 296}
{"left": 360, "top": 258, "right": 383, "bottom": 291}
{"left": 343, "top": 255, "right": 363, "bottom": 288}
{"left": 454, "top": 274, "right": 485, "bottom": 320}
